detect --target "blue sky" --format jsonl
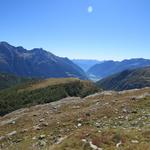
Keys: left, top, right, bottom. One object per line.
{"left": 0, "top": 0, "right": 150, "bottom": 60}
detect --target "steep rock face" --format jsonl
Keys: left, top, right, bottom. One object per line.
{"left": 0, "top": 42, "right": 87, "bottom": 79}
{"left": 88, "top": 59, "right": 150, "bottom": 78}
{"left": 97, "top": 67, "right": 150, "bottom": 91}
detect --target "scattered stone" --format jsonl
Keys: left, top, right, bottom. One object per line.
{"left": 33, "top": 125, "right": 41, "bottom": 130}
{"left": 61, "top": 123, "right": 66, "bottom": 126}
{"left": 52, "top": 106, "right": 57, "bottom": 110}
{"left": 32, "top": 136, "right": 36, "bottom": 140}
{"left": 39, "top": 134, "right": 46, "bottom": 140}
{"left": 56, "top": 136, "right": 67, "bottom": 144}
{"left": 82, "top": 139, "right": 87, "bottom": 143}
{"left": 16, "top": 138, "right": 23, "bottom": 143}
{"left": 125, "top": 116, "right": 129, "bottom": 120}
{"left": 116, "top": 141, "right": 122, "bottom": 148}
{"left": 39, "top": 119, "right": 45, "bottom": 122}
{"left": 11, "top": 120, "right": 16, "bottom": 124}
{"left": 89, "top": 141, "right": 103, "bottom": 150}
{"left": 77, "top": 123, "right": 82, "bottom": 127}
{"left": 131, "top": 140, "right": 139, "bottom": 144}
{"left": 122, "top": 108, "right": 129, "bottom": 113}
{"left": 0, "top": 87, "right": 149, "bottom": 149}
{"left": 21, "top": 129, "right": 28, "bottom": 133}
{"left": 57, "top": 122, "right": 60, "bottom": 125}
{"left": 138, "top": 129, "right": 142, "bottom": 131}
{"left": 118, "top": 116, "right": 124, "bottom": 119}
{"left": 145, "top": 114, "right": 150, "bottom": 118}
{"left": 72, "top": 106, "right": 80, "bottom": 109}
{"left": 95, "top": 122, "right": 101, "bottom": 128}
{"left": 0, "top": 136, "right": 5, "bottom": 141}
{"left": 131, "top": 121, "right": 138, "bottom": 126}
{"left": 112, "top": 126, "right": 117, "bottom": 129}
{"left": 41, "top": 122, "right": 48, "bottom": 127}
{"left": 77, "top": 118, "right": 82, "bottom": 122}
{"left": 131, "top": 93, "right": 150, "bottom": 101}
{"left": 38, "top": 140, "right": 46, "bottom": 147}
{"left": 96, "top": 102, "right": 99, "bottom": 105}
{"left": 7, "top": 131, "right": 17, "bottom": 137}
{"left": 103, "top": 103, "right": 109, "bottom": 106}
{"left": 0, "top": 117, "right": 19, "bottom": 126}
{"left": 103, "top": 116, "right": 107, "bottom": 119}
{"left": 82, "top": 139, "right": 103, "bottom": 150}
{"left": 44, "top": 111, "right": 49, "bottom": 115}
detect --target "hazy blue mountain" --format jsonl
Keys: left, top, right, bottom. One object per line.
{"left": 88, "top": 58, "right": 150, "bottom": 79}
{"left": 0, "top": 42, "right": 87, "bottom": 79}
{"left": 72, "top": 59, "right": 102, "bottom": 71}
{"left": 97, "top": 67, "right": 150, "bottom": 91}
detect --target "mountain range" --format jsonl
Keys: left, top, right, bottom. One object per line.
{"left": 97, "top": 67, "right": 150, "bottom": 91}
{"left": 72, "top": 59, "right": 102, "bottom": 71}
{"left": 0, "top": 42, "right": 150, "bottom": 150}
{"left": 0, "top": 42, "right": 87, "bottom": 79}
{"left": 1, "top": 41, "right": 150, "bottom": 83}
{"left": 87, "top": 58, "right": 150, "bottom": 79}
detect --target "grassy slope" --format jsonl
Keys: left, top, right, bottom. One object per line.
{"left": 0, "top": 78, "right": 99, "bottom": 116}
{"left": 97, "top": 67, "right": 150, "bottom": 91}
{"left": 0, "top": 88, "right": 149, "bottom": 150}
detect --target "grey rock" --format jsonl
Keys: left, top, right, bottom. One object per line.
{"left": 7, "top": 131, "right": 17, "bottom": 137}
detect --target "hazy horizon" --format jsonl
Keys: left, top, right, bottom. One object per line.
{"left": 1, "top": 0, "right": 150, "bottom": 60}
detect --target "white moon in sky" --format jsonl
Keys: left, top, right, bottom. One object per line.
{"left": 88, "top": 6, "right": 93, "bottom": 13}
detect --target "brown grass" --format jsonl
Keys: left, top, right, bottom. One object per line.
{"left": 0, "top": 87, "right": 150, "bottom": 150}
{"left": 19, "top": 78, "right": 80, "bottom": 92}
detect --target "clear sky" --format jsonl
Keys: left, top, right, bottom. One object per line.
{"left": 0, "top": 0, "right": 150, "bottom": 60}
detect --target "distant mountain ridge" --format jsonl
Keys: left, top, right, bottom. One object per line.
{"left": 0, "top": 42, "right": 87, "bottom": 79}
{"left": 72, "top": 59, "right": 102, "bottom": 71}
{"left": 88, "top": 58, "right": 150, "bottom": 79}
{"left": 97, "top": 67, "right": 150, "bottom": 91}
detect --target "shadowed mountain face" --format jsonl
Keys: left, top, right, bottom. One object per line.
{"left": 97, "top": 67, "right": 150, "bottom": 91}
{"left": 0, "top": 42, "right": 87, "bottom": 79}
{"left": 88, "top": 59, "right": 150, "bottom": 79}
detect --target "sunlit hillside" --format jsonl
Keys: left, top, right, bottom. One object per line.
{"left": 0, "top": 78, "right": 99, "bottom": 116}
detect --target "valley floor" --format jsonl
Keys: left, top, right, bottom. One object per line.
{"left": 0, "top": 88, "right": 150, "bottom": 150}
